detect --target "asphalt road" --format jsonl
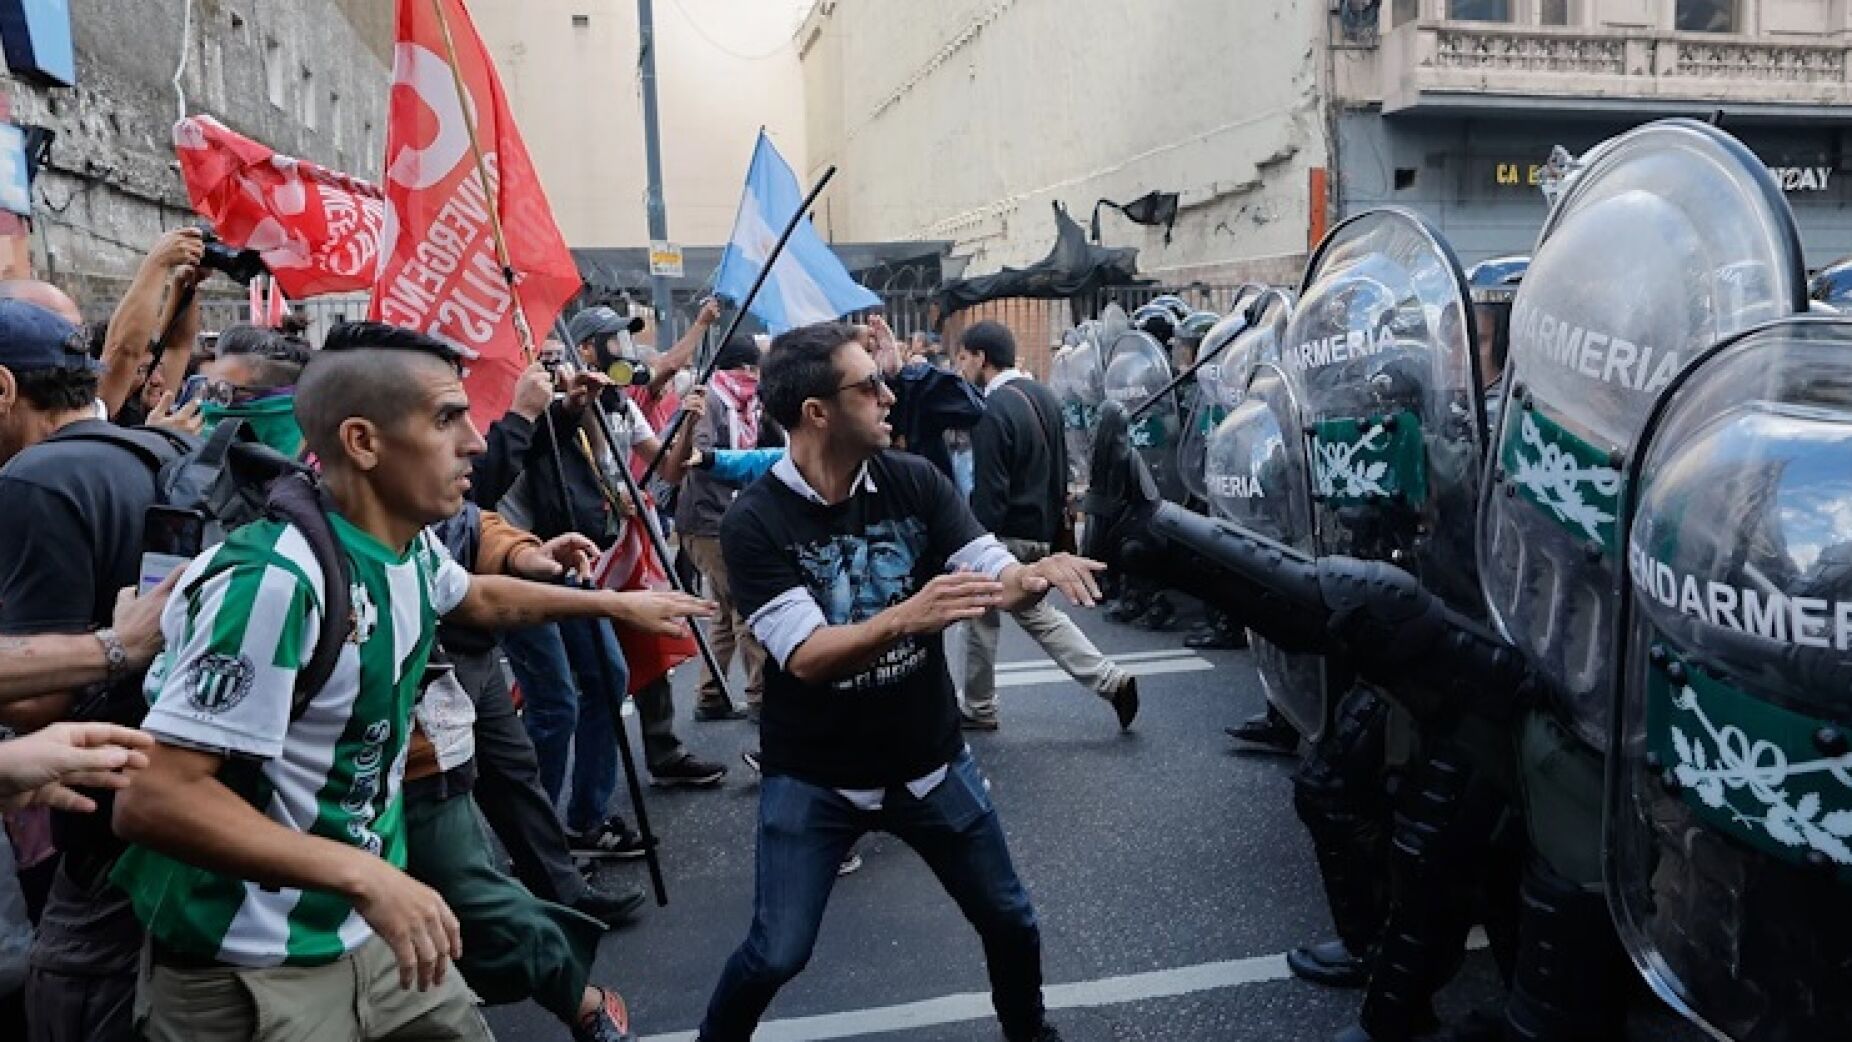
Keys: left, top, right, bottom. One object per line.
{"left": 483, "top": 602, "right": 1706, "bottom": 1042}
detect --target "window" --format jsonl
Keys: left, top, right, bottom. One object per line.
{"left": 1540, "top": 0, "right": 1570, "bottom": 25}
{"left": 1676, "top": 0, "right": 1736, "bottom": 32}
{"left": 1393, "top": 0, "right": 1418, "bottom": 24}
{"left": 264, "top": 39, "right": 284, "bottom": 108}
{"left": 1448, "top": 0, "right": 1512, "bottom": 21}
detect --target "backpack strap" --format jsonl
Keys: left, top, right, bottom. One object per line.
{"left": 46, "top": 424, "right": 196, "bottom": 475}
{"left": 263, "top": 474, "right": 354, "bottom": 719}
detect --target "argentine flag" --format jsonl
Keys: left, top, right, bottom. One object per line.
{"left": 714, "top": 131, "right": 879, "bottom": 334}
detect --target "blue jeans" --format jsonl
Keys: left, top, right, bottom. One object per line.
{"left": 505, "top": 620, "right": 688, "bottom": 834}
{"left": 698, "top": 750, "right": 1046, "bottom": 1041}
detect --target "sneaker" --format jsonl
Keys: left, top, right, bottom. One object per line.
{"left": 959, "top": 705, "right": 1000, "bottom": 732}
{"left": 567, "top": 817, "right": 649, "bottom": 861}
{"left": 650, "top": 753, "right": 728, "bottom": 788}
{"left": 741, "top": 748, "right": 762, "bottom": 774}
{"left": 837, "top": 851, "right": 863, "bottom": 876}
{"left": 572, "top": 987, "right": 636, "bottom": 1042}
{"left": 570, "top": 882, "right": 647, "bottom": 930}
{"left": 1109, "top": 677, "right": 1140, "bottom": 731}
{"left": 693, "top": 701, "right": 747, "bottom": 722}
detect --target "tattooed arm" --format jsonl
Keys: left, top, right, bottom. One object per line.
{"left": 0, "top": 577, "right": 173, "bottom": 705}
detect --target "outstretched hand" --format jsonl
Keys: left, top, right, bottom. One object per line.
{"left": 892, "top": 569, "right": 1003, "bottom": 636}
{"left": 0, "top": 722, "right": 156, "bottom": 812}
{"left": 606, "top": 590, "right": 718, "bottom": 638}
{"left": 1018, "top": 553, "right": 1106, "bottom": 608}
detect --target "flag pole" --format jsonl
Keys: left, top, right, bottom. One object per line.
{"left": 638, "top": 163, "right": 840, "bottom": 486}
{"left": 428, "top": 0, "right": 537, "bottom": 365}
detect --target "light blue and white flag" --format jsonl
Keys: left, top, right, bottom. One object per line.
{"left": 714, "top": 130, "right": 878, "bottom": 334}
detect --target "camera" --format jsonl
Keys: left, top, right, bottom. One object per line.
{"left": 198, "top": 230, "right": 268, "bottom": 285}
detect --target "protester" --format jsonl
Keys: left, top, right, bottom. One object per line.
{"left": 697, "top": 321, "right": 1100, "bottom": 1042}
{"left": 109, "top": 322, "right": 712, "bottom": 1042}
{"left": 951, "top": 321, "right": 1139, "bottom": 731}
{"left": 676, "top": 335, "right": 768, "bottom": 722}
{"left": 0, "top": 725, "right": 152, "bottom": 814}
{"left": 193, "top": 323, "right": 310, "bottom": 455}
{"left": 0, "top": 581, "right": 172, "bottom": 703}
{"left": 92, "top": 229, "right": 205, "bottom": 425}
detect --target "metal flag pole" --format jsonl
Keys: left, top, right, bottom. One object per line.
{"left": 638, "top": 163, "right": 842, "bottom": 486}
{"left": 551, "top": 314, "right": 737, "bottom": 704}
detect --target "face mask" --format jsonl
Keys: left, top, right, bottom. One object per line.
{"left": 201, "top": 393, "right": 303, "bottom": 458}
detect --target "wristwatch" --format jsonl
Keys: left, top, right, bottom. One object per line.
{"left": 94, "top": 627, "right": 129, "bottom": 684}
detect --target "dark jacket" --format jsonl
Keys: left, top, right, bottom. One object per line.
{"left": 970, "top": 375, "right": 1066, "bottom": 544}
{"left": 888, "top": 363, "right": 986, "bottom": 480}
{"left": 673, "top": 392, "right": 742, "bottom": 539}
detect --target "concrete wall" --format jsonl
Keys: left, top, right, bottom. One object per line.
{"left": 2, "top": 0, "right": 390, "bottom": 313}
{"left": 797, "top": 0, "right": 1331, "bottom": 285}
{"left": 469, "top": 0, "right": 812, "bottom": 249}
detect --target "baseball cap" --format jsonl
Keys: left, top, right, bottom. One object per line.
{"left": 565, "top": 305, "right": 645, "bottom": 347}
{"left": 0, "top": 299, "right": 93, "bottom": 374}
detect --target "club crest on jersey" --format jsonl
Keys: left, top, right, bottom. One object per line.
{"left": 188, "top": 653, "right": 254, "bottom": 714}
{"left": 348, "top": 583, "right": 378, "bottom": 645}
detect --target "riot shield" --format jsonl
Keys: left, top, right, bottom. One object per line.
{"left": 1182, "top": 290, "right": 1295, "bottom": 503}
{"left": 1105, "top": 329, "right": 1187, "bottom": 503}
{"left": 1284, "top": 207, "right": 1486, "bottom": 616}
{"left": 1051, "top": 337, "right": 1106, "bottom": 485}
{"left": 1478, "top": 119, "right": 1806, "bottom": 750}
{"left": 1205, "top": 360, "right": 1337, "bottom": 738}
{"left": 1608, "top": 318, "right": 1852, "bottom": 1042}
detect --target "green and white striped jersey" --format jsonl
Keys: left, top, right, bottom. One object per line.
{"left": 113, "top": 512, "right": 470, "bottom": 968}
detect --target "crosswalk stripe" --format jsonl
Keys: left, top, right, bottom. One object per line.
{"left": 994, "top": 647, "right": 1207, "bottom": 672}
{"left": 995, "top": 655, "right": 1215, "bottom": 689}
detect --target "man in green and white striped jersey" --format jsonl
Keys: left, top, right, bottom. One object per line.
{"left": 113, "top": 323, "right": 713, "bottom": 1042}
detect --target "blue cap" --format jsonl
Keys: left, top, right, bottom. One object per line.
{"left": 0, "top": 299, "right": 91, "bottom": 374}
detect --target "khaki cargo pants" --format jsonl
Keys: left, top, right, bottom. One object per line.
{"left": 139, "top": 934, "right": 493, "bottom": 1042}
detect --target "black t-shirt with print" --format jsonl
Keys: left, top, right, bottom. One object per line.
{"left": 722, "top": 450, "right": 987, "bottom": 789}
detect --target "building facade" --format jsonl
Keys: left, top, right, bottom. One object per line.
{"left": 468, "top": 0, "right": 812, "bottom": 251}
{"left": 1, "top": 0, "right": 391, "bottom": 313}
{"left": 799, "top": 0, "right": 1852, "bottom": 286}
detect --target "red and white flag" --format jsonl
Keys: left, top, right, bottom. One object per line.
{"left": 592, "top": 510, "right": 698, "bottom": 693}
{"left": 373, "top": 0, "right": 582, "bottom": 429}
{"left": 173, "top": 115, "right": 384, "bottom": 299}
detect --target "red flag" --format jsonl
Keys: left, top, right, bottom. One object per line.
{"left": 173, "top": 115, "right": 384, "bottom": 299}
{"left": 374, "top": 0, "right": 582, "bottom": 430}
{"left": 592, "top": 512, "right": 697, "bottom": 693}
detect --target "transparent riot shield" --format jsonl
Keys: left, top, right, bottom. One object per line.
{"left": 1052, "top": 338, "right": 1106, "bottom": 486}
{"left": 1608, "top": 318, "right": 1852, "bottom": 1042}
{"left": 1104, "top": 329, "right": 1186, "bottom": 503}
{"left": 1479, "top": 119, "right": 1806, "bottom": 750}
{"left": 1205, "top": 360, "right": 1336, "bottom": 738}
{"left": 1283, "top": 207, "right": 1486, "bottom": 616}
{"left": 1182, "top": 290, "right": 1294, "bottom": 503}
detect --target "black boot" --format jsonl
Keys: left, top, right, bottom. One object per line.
{"left": 1227, "top": 706, "right": 1299, "bottom": 755}
{"left": 1502, "top": 859, "right": 1630, "bottom": 1042}
{"left": 1133, "top": 592, "right": 1177, "bottom": 631}
{"left": 1185, "top": 609, "right": 1249, "bottom": 650}
{"left": 1291, "top": 688, "right": 1391, "bottom": 990}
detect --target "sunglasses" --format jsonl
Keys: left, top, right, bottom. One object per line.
{"left": 833, "top": 372, "right": 888, "bottom": 398}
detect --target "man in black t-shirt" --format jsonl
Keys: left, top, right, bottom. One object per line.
{"left": 700, "top": 323, "right": 1102, "bottom": 1042}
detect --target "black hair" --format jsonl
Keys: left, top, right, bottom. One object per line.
{"left": 760, "top": 322, "right": 860, "bottom": 429}
{"left": 16, "top": 366, "right": 100, "bottom": 413}
{"left": 296, "top": 322, "right": 462, "bottom": 462}
{"left": 216, "top": 322, "right": 311, "bottom": 389}
{"left": 960, "top": 320, "right": 1016, "bottom": 370}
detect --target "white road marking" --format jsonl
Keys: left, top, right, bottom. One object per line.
{"left": 995, "top": 655, "right": 1215, "bottom": 689}
{"left": 994, "top": 648, "right": 1209, "bottom": 671}
{"left": 638, "top": 932, "right": 1488, "bottom": 1041}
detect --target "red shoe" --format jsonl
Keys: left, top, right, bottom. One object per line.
{"left": 573, "top": 987, "right": 635, "bottom": 1042}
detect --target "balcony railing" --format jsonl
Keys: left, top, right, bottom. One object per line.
{"left": 1375, "top": 20, "right": 1852, "bottom": 113}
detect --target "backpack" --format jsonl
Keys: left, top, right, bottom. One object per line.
{"left": 55, "top": 421, "right": 352, "bottom": 716}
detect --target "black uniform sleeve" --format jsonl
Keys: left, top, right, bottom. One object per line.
{"left": 0, "top": 479, "right": 100, "bottom": 634}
